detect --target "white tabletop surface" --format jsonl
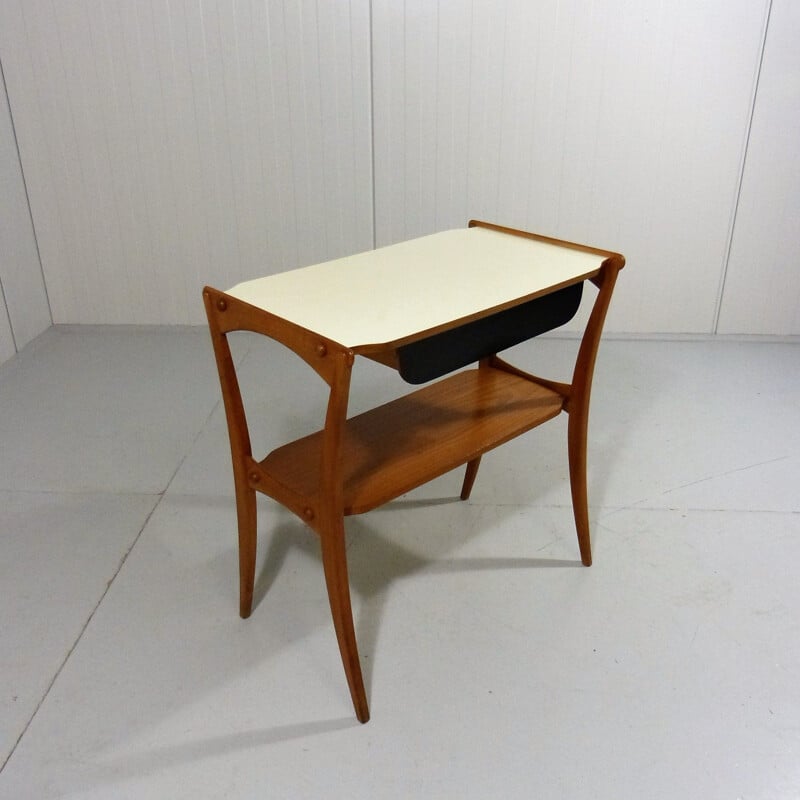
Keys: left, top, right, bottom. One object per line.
{"left": 226, "top": 227, "right": 606, "bottom": 350}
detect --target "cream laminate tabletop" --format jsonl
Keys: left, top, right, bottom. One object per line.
{"left": 225, "top": 227, "right": 607, "bottom": 350}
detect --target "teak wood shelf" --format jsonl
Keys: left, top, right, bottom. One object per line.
{"left": 260, "top": 366, "right": 565, "bottom": 516}
{"left": 203, "top": 220, "right": 625, "bottom": 723}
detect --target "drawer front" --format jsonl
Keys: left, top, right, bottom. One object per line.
{"left": 397, "top": 282, "right": 583, "bottom": 384}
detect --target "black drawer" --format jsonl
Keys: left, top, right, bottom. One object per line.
{"left": 397, "top": 281, "right": 583, "bottom": 384}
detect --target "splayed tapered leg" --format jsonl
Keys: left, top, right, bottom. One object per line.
{"left": 568, "top": 411, "right": 592, "bottom": 566}
{"left": 320, "top": 521, "right": 369, "bottom": 723}
{"left": 460, "top": 456, "right": 482, "bottom": 500}
{"left": 235, "top": 485, "right": 258, "bottom": 618}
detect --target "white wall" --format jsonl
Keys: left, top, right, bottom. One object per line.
{"left": 0, "top": 0, "right": 796, "bottom": 336}
{"left": 372, "top": 0, "right": 770, "bottom": 334}
{"left": 0, "top": 56, "right": 51, "bottom": 363}
{"left": 717, "top": 0, "right": 800, "bottom": 335}
{"left": 0, "top": 0, "right": 372, "bottom": 325}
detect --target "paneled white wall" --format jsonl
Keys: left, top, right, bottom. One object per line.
{"left": 0, "top": 0, "right": 372, "bottom": 325}
{"left": 717, "top": 0, "right": 800, "bottom": 335}
{"left": 372, "top": 0, "right": 770, "bottom": 334}
{"left": 0, "top": 58, "right": 51, "bottom": 361}
{"left": 0, "top": 0, "right": 796, "bottom": 336}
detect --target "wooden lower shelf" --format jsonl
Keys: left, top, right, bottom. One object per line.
{"left": 259, "top": 366, "right": 565, "bottom": 515}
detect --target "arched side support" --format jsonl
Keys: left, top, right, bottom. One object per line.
{"left": 203, "top": 286, "right": 343, "bottom": 386}
{"left": 203, "top": 287, "right": 368, "bottom": 721}
{"left": 202, "top": 287, "right": 346, "bottom": 618}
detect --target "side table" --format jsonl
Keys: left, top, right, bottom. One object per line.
{"left": 203, "top": 220, "right": 625, "bottom": 722}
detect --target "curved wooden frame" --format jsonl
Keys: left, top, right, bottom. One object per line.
{"left": 202, "top": 220, "right": 624, "bottom": 724}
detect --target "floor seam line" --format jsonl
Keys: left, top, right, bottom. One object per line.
{"left": 0, "top": 488, "right": 165, "bottom": 497}
{"left": 0, "top": 348, "right": 235, "bottom": 774}
{"left": 154, "top": 336, "right": 250, "bottom": 499}
{"left": 0, "top": 495, "right": 164, "bottom": 775}
{"left": 159, "top": 394, "right": 225, "bottom": 498}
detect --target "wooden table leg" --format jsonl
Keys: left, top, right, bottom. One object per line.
{"left": 460, "top": 456, "right": 482, "bottom": 500}
{"left": 320, "top": 519, "right": 370, "bottom": 723}
{"left": 565, "top": 258, "right": 623, "bottom": 566}
{"left": 235, "top": 481, "right": 258, "bottom": 617}
{"left": 568, "top": 410, "right": 592, "bottom": 566}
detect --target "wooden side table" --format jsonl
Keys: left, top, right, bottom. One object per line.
{"left": 203, "top": 220, "right": 625, "bottom": 723}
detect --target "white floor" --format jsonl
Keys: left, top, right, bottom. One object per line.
{"left": 0, "top": 326, "right": 798, "bottom": 800}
